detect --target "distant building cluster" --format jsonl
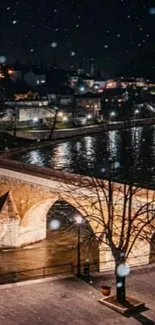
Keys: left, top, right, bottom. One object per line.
{"left": 0, "top": 61, "right": 155, "bottom": 127}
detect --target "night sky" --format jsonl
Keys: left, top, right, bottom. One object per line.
{"left": 0, "top": 0, "right": 155, "bottom": 77}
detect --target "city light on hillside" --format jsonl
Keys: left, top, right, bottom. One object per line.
{"left": 110, "top": 111, "right": 116, "bottom": 117}
{"left": 63, "top": 116, "right": 68, "bottom": 122}
{"left": 0, "top": 73, "right": 5, "bottom": 78}
{"left": 33, "top": 117, "right": 39, "bottom": 122}
{"left": 8, "top": 69, "right": 14, "bottom": 74}
{"left": 58, "top": 112, "right": 63, "bottom": 118}
{"left": 80, "top": 86, "right": 85, "bottom": 92}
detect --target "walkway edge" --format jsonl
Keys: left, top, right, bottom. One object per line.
{"left": 0, "top": 274, "right": 75, "bottom": 290}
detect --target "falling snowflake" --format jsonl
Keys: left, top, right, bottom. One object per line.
{"left": 49, "top": 219, "right": 61, "bottom": 230}
{"left": 51, "top": 42, "right": 58, "bottom": 48}
{"left": 117, "top": 282, "right": 123, "bottom": 288}
{"left": 0, "top": 55, "right": 7, "bottom": 63}
{"left": 149, "top": 7, "right": 155, "bottom": 15}
{"left": 71, "top": 51, "right": 75, "bottom": 56}
{"left": 117, "top": 263, "right": 130, "bottom": 277}
{"left": 114, "top": 161, "right": 120, "bottom": 169}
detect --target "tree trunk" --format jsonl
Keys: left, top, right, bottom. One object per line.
{"left": 48, "top": 111, "right": 57, "bottom": 141}
{"left": 48, "top": 97, "right": 60, "bottom": 141}
{"left": 115, "top": 272, "right": 126, "bottom": 304}
{"left": 114, "top": 251, "right": 127, "bottom": 304}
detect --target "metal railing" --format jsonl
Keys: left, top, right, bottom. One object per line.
{"left": 0, "top": 261, "right": 99, "bottom": 285}
{"left": 0, "top": 263, "right": 73, "bottom": 285}
{"left": 0, "top": 257, "right": 154, "bottom": 285}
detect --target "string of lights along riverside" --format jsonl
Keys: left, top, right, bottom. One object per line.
{"left": 13, "top": 125, "right": 155, "bottom": 189}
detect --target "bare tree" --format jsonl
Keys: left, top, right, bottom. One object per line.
{"left": 49, "top": 138, "right": 155, "bottom": 304}
{"left": 87, "top": 174, "right": 155, "bottom": 303}
{"left": 48, "top": 96, "right": 60, "bottom": 141}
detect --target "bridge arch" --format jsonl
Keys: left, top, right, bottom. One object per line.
{"left": 19, "top": 195, "right": 100, "bottom": 269}
{"left": 19, "top": 194, "right": 101, "bottom": 247}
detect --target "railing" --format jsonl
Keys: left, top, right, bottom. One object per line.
{"left": 0, "top": 263, "right": 73, "bottom": 285}
{"left": 0, "top": 257, "right": 154, "bottom": 285}
{"left": 0, "top": 261, "right": 99, "bottom": 285}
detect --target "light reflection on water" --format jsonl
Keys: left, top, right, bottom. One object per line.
{"left": 107, "top": 130, "right": 120, "bottom": 160}
{"left": 50, "top": 142, "right": 72, "bottom": 170}
{"left": 13, "top": 126, "right": 155, "bottom": 188}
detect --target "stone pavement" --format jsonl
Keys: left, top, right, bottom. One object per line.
{"left": 0, "top": 267, "right": 155, "bottom": 325}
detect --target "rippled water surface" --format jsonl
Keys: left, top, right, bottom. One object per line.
{"left": 13, "top": 125, "right": 155, "bottom": 188}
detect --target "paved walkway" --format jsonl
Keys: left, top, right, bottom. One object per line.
{"left": 0, "top": 267, "right": 155, "bottom": 325}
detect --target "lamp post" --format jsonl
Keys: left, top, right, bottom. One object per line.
{"left": 74, "top": 215, "right": 83, "bottom": 277}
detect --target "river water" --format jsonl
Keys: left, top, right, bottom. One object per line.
{"left": 13, "top": 125, "right": 155, "bottom": 188}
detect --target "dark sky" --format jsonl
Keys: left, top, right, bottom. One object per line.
{"left": 0, "top": 0, "right": 155, "bottom": 77}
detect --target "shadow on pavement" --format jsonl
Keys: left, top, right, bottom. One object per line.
{"left": 126, "top": 306, "right": 154, "bottom": 325}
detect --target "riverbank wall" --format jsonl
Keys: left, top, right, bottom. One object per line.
{"left": 1, "top": 117, "right": 155, "bottom": 158}
{"left": 6, "top": 117, "right": 155, "bottom": 141}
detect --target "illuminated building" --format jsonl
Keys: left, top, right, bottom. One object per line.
{"left": 5, "top": 98, "right": 53, "bottom": 125}
{"left": 75, "top": 92, "right": 102, "bottom": 118}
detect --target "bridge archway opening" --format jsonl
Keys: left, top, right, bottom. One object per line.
{"left": 46, "top": 199, "right": 99, "bottom": 270}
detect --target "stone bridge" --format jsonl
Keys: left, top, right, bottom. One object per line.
{"left": 0, "top": 157, "right": 154, "bottom": 271}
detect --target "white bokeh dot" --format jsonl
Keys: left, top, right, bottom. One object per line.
{"left": 51, "top": 42, "right": 58, "bottom": 48}
{"left": 114, "top": 162, "right": 120, "bottom": 169}
{"left": 117, "top": 282, "right": 123, "bottom": 288}
{"left": 0, "top": 56, "right": 7, "bottom": 63}
{"left": 71, "top": 51, "right": 75, "bottom": 56}
{"left": 117, "top": 263, "right": 130, "bottom": 277}
{"left": 49, "top": 219, "right": 61, "bottom": 230}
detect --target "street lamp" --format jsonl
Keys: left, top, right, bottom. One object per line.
{"left": 33, "top": 117, "right": 39, "bottom": 122}
{"left": 80, "top": 86, "right": 85, "bottom": 93}
{"left": 74, "top": 215, "right": 83, "bottom": 277}
{"left": 58, "top": 111, "right": 63, "bottom": 118}
{"left": 134, "top": 109, "right": 140, "bottom": 115}
{"left": 63, "top": 116, "right": 68, "bottom": 122}
{"left": 110, "top": 111, "right": 116, "bottom": 117}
